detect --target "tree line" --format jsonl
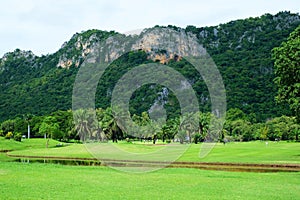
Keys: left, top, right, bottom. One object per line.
{"left": 1, "top": 107, "right": 299, "bottom": 143}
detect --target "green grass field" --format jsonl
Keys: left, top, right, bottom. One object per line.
{"left": 180, "top": 141, "right": 300, "bottom": 164}
{"left": 0, "top": 162, "right": 299, "bottom": 199}
{"left": 4, "top": 138, "right": 300, "bottom": 164}
{"left": 1, "top": 138, "right": 300, "bottom": 199}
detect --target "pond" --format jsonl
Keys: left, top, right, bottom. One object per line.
{"left": 10, "top": 156, "right": 300, "bottom": 173}
{"left": 14, "top": 158, "right": 103, "bottom": 166}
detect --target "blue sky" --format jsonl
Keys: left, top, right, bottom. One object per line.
{"left": 0, "top": 0, "right": 299, "bottom": 56}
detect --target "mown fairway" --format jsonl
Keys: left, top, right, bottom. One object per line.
{"left": 0, "top": 162, "right": 299, "bottom": 200}
{"left": 1, "top": 138, "right": 300, "bottom": 199}
{"left": 180, "top": 141, "right": 300, "bottom": 164}
{"left": 4, "top": 138, "right": 300, "bottom": 164}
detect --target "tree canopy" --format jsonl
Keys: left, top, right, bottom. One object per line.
{"left": 273, "top": 25, "right": 300, "bottom": 122}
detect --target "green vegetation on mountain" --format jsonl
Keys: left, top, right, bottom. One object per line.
{"left": 0, "top": 11, "right": 299, "bottom": 123}
{"left": 186, "top": 11, "right": 300, "bottom": 121}
{"left": 273, "top": 24, "right": 300, "bottom": 122}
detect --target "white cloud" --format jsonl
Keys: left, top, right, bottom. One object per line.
{"left": 0, "top": 0, "right": 299, "bottom": 56}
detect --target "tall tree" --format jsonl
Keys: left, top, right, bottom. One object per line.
{"left": 73, "top": 109, "right": 97, "bottom": 142}
{"left": 51, "top": 110, "right": 74, "bottom": 141}
{"left": 1, "top": 119, "right": 15, "bottom": 134}
{"left": 162, "top": 118, "right": 179, "bottom": 143}
{"left": 273, "top": 25, "right": 300, "bottom": 122}
{"left": 100, "top": 107, "right": 121, "bottom": 143}
{"left": 39, "top": 116, "right": 60, "bottom": 148}
{"left": 179, "top": 113, "right": 198, "bottom": 143}
{"left": 197, "top": 112, "right": 211, "bottom": 142}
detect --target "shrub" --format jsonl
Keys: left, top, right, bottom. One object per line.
{"left": 5, "top": 132, "right": 13, "bottom": 139}
{"left": 14, "top": 133, "right": 22, "bottom": 142}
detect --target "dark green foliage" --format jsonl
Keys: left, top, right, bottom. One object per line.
{"left": 265, "top": 116, "right": 300, "bottom": 141}
{"left": 273, "top": 25, "right": 300, "bottom": 122}
{"left": 0, "top": 30, "right": 114, "bottom": 122}
{"left": 95, "top": 50, "right": 151, "bottom": 111}
{"left": 0, "top": 12, "right": 299, "bottom": 124}
{"left": 161, "top": 118, "right": 179, "bottom": 142}
{"left": 1, "top": 119, "right": 15, "bottom": 134}
{"left": 185, "top": 11, "right": 300, "bottom": 121}
{"left": 13, "top": 133, "right": 22, "bottom": 142}
{"left": 38, "top": 116, "right": 60, "bottom": 138}
{"left": 50, "top": 110, "right": 74, "bottom": 141}
{"left": 1, "top": 108, "right": 299, "bottom": 142}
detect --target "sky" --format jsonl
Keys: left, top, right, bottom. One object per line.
{"left": 0, "top": 0, "right": 299, "bottom": 57}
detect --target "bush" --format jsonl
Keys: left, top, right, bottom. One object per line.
{"left": 14, "top": 133, "right": 22, "bottom": 142}
{"left": 193, "top": 133, "right": 201, "bottom": 144}
{"left": 5, "top": 132, "right": 13, "bottom": 139}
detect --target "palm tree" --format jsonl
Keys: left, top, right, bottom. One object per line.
{"left": 198, "top": 112, "right": 210, "bottom": 141}
{"left": 73, "top": 109, "right": 97, "bottom": 142}
{"left": 162, "top": 118, "right": 179, "bottom": 143}
{"left": 179, "top": 113, "right": 198, "bottom": 143}
{"left": 101, "top": 107, "right": 121, "bottom": 143}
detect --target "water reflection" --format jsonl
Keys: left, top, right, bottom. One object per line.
{"left": 15, "top": 158, "right": 102, "bottom": 166}
{"left": 12, "top": 157, "right": 300, "bottom": 173}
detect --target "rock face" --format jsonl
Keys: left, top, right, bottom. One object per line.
{"left": 56, "top": 27, "right": 207, "bottom": 68}
{"left": 132, "top": 28, "right": 206, "bottom": 64}
{"left": 1, "top": 49, "right": 36, "bottom": 66}
{"left": 57, "top": 33, "right": 95, "bottom": 68}
{"left": 55, "top": 12, "right": 300, "bottom": 69}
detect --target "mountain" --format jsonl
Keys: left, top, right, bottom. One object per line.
{"left": 0, "top": 11, "right": 299, "bottom": 122}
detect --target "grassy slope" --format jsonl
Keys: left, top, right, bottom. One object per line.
{"left": 0, "top": 162, "right": 299, "bottom": 200}
{"left": 180, "top": 141, "right": 300, "bottom": 164}
{"left": 3, "top": 138, "right": 300, "bottom": 164}
{"left": 0, "top": 137, "right": 61, "bottom": 151}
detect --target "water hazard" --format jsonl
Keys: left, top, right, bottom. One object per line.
{"left": 14, "top": 158, "right": 102, "bottom": 166}
{"left": 10, "top": 156, "right": 300, "bottom": 173}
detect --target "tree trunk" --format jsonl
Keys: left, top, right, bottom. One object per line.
{"left": 46, "top": 138, "right": 50, "bottom": 148}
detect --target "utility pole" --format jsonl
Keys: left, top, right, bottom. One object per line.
{"left": 24, "top": 114, "right": 32, "bottom": 139}
{"left": 28, "top": 123, "right": 30, "bottom": 139}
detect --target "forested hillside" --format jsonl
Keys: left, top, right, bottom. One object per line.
{"left": 0, "top": 11, "right": 299, "bottom": 122}
{"left": 185, "top": 11, "right": 300, "bottom": 121}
